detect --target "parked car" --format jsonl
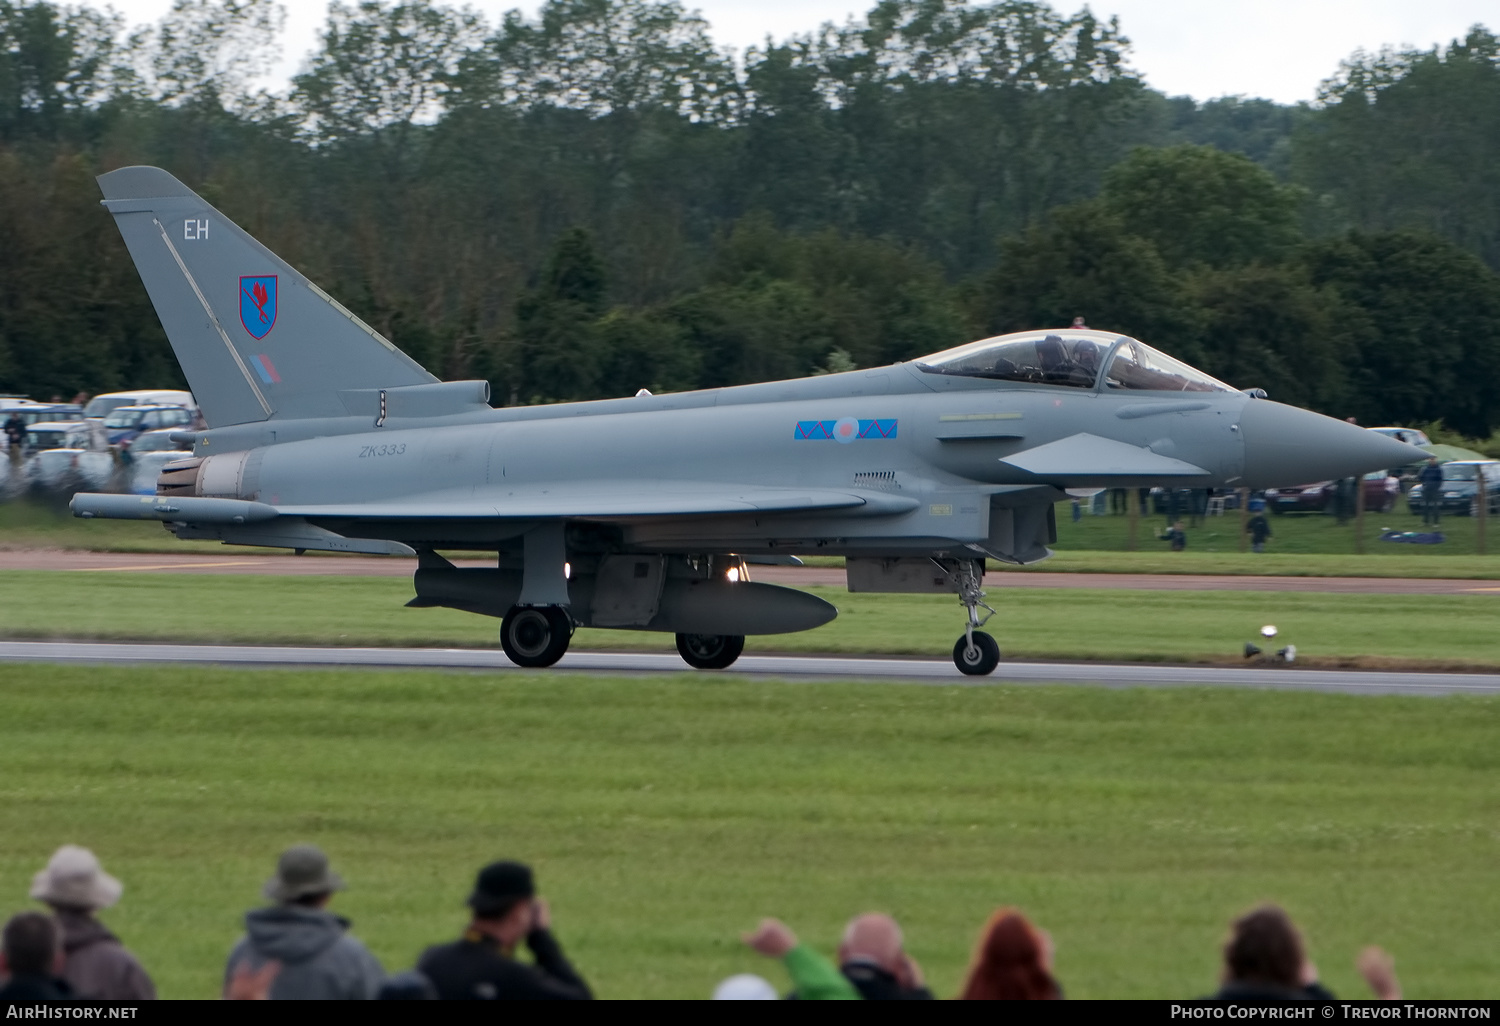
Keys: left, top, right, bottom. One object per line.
{"left": 1264, "top": 471, "right": 1400, "bottom": 514}
{"left": 17, "top": 403, "right": 84, "bottom": 425}
{"left": 83, "top": 389, "right": 195, "bottom": 421}
{"left": 22, "top": 420, "right": 115, "bottom": 491}
{"left": 1145, "top": 487, "right": 1243, "bottom": 515}
{"left": 102, "top": 404, "right": 198, "bottom": 446}
{"left": 0, "top": 396, "right": 50, "bottom": 412}
{"left": 1368, "top": 426, "right": 1432, "bottom": 447}
{"left": 121, "top": 428, "right": 193, "bottom": 494}
{"left": 1407, "top": 461, "right": 1500, "bottom": 516}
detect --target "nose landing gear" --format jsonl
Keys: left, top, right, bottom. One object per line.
{"left": 951, "top": 560, "right": 1000, "bottom": 676}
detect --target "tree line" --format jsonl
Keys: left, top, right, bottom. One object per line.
{"left": 2, "top": 0, "right": 1499, "bottom": 435}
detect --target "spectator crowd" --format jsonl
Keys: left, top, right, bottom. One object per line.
{"left": 1, "top": 843, "right": 1405, "bottom": 1001}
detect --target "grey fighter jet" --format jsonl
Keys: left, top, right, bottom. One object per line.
{"left": 72, "top": 167, "right": 1426, "bottom": 675}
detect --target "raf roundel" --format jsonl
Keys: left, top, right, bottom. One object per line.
{"left": 240, "top": 275, "right": 278, "bottom": 340}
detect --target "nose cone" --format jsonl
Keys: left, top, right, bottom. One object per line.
{"left": 1239, "top": 401, "right": 1428, "bottom": 489}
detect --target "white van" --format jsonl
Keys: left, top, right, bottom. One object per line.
{"left": 83, "top": 389, "right": 196, "bottom": 421}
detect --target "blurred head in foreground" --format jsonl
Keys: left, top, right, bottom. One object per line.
{"left": 959, "top": 908, "right": 1060, "bottom": 1000}
{"left": 713, "top": 974, "right": 778, "bottom": 1000}
{"left": 1223, "top": 904, "right": 1303, "bottom": 990}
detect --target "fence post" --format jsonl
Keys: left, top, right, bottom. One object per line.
{"left": 1355, "top": 477, "right": 1366, "bottom": 555}
{"left": 1478, "top": 470, "right": 1488, "bottom": 556}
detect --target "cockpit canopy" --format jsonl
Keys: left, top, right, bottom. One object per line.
{"left": 915, "top": 329, "right": 1235, "bottom": 393}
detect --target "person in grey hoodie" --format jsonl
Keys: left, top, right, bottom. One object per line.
{"left": 223, "top": 845, "right": 385, "bottom": 1000}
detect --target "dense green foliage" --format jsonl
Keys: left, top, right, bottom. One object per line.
{"left": 1, "top": 666, "right": 1496, "bottom": 998}
{"left": 2, "top": 1, "right": 1500, "bottom": 430}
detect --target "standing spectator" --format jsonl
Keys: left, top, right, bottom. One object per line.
{"left": 1419, "top": 459, "right": 1445, "bottom": 526}
{"left": 417, "top": 861, "right": 590, "bottom": 1000}
{"left": 1332, "top": 477, "right": 1355, "bottom": 524}
{"left": 1189, "top": 489, "right": 1208, "bottom": 527}
{"left": 959, "top": 908, "right": 1061, "bottom": 999}
{"left": 30, "top": 845, "right": 155, "bottom": 999}
{"left": 3, "top": 410, "right": 24, "bottom": 459}
{"left": 224, "top": 844, "right": 384, "bottom": 1000}
{"left": 741, "top": 918, "right": 858, "bottom": 1000}
{"left": 836, "top": 913, "right": 932, "bottom": 1000}
{"left": 1246, "top": 510, "right": 1273, "bottom": 553}
{"left": 0, "top": 912, "right": 73, "bottom": 1001}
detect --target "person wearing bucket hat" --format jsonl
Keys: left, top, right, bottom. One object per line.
{"left": 30, "top": 845, "right": 155, "bottom": 1000}
{"left": 417, "top": 860, "right": 591, "bottom": 1000}
{"left": 223, "top": 845, "right": 385, "bottom": 1000}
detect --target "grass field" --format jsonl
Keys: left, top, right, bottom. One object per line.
{"left": 12, "top": 498, "right": 1500, "bottom": 577}
{"left": 1054, "top": 501, "right": 1500, "bottom": 558}
{"left": 0, "top": 569, "right": 1497, "bottom": 669}
{"left": 0, "top": 666, "right": 1494, "bottom": 999}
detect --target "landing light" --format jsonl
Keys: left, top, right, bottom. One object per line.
{"left": 727, "top": 566, "right": 741, "bottom": 583}
{"left": 564, "top": 562, "right": 571, "bottom": 580}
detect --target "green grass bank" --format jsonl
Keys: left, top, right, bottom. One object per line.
{"left": 0, "top": 569, "right": 1496, "bottom": 668}
{"left": 0, "top": 667, "right": 1493, "bottom": 999}
{"left": 10, "top": 498, "right": 1500, "bottom": 576}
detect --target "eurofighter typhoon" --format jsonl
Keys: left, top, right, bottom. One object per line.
{"left": 72, "top": 167, "right": 1426, "bottom": 675}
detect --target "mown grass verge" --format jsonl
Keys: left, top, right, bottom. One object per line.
{"left": 1, "top": 570, "right": 1497, "bottom": 669}
{"left": 0, "top": 666, "right": 1495, "bottom": 999}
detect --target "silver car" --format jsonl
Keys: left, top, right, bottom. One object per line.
{"left": 23, "top": 421, "right": 115, "bottom": 491}
{"left": 121, "top": 428, "right": 193, "bottom": 495}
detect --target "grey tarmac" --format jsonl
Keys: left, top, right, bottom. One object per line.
{"left": 2, "top": 550, "right": 1497, "bottom": 594}
{"left": 3, "top": 640, "right": 1497, "bottom": 696}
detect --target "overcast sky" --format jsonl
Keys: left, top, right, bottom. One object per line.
{"left": 87, "top": 0, "right": 1498, "bottom": 104}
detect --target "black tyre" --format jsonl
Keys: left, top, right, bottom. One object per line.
{"left": 675, "top": 633, "right": 746, "bottom": 670}
{"left": 953, "top": 632, "right": 1001, "bottom": 676}
{"left": 500, "top": 605, "right": 573, "bottom": 668}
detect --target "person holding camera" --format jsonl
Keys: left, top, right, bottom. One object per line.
{"left": 417, "top": 860, "right": 591, "bottom": 1000}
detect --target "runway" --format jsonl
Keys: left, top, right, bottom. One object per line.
{"left": 3, "top": 640, "right": 1497, "bottom": 696}
{"left": 3, "top": 550, "right": 1499, "bottom": 594}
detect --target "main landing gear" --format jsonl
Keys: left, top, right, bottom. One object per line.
{"left": 500, "top": 605, "right": 573, "bottom": 668}
{"left": 676, "top": 633, "right": 746, "bottom": 670}
{"left": 951, "top": 560, "right": 1000, "bottom": 676}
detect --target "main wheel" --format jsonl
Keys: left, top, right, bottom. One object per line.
{"left": 500, "top": 605, "right": 573, "bottom": 668}
{"left": 676, "top": 633, "right": 745, "bottom": 670}
{"left": 953, "top": 632, "right": 1001, "bottom": 676}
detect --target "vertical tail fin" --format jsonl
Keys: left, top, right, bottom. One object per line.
{"left": 97, "top": 166, "right": 437, "bottom": 428}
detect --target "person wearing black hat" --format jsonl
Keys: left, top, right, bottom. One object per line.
{"left": 416, "top": 861, "right": 591, "bottom": 1000}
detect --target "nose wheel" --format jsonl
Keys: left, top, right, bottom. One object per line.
{"left": 500, "top": 605, "right": 573, "bottom": 668}
{"left": 950, "top": 559, "right": 1000, "bottom": 676}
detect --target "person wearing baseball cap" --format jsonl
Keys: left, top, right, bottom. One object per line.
{"left": 222, "top": 844, "right": 385, "bottom": 1000}
{"left": 417, "top": 860, "right": 591, "bottom": 1000}
{"left": 30, "top": 845, "right": 155, "bottom": 1000}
